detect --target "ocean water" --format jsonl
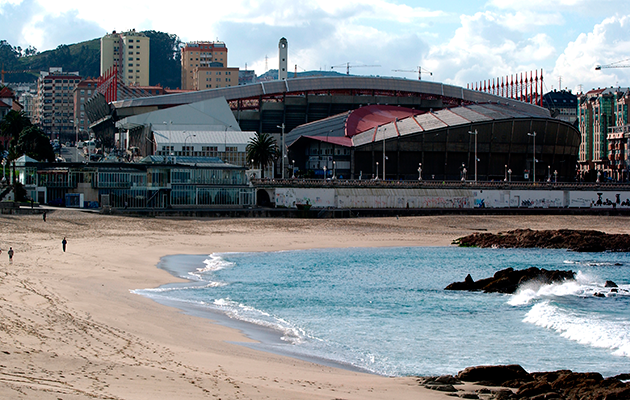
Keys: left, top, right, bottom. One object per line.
{"left": 133, "top": 247, "right": 630, "bottom": 377}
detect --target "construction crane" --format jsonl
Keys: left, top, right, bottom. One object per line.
{"left": 1, "top": 67, "right": 37, "bottom": 85}
{"left": 331, "top": 62, "right": 380, "bottom": 75}
{"left": 392, "top": 66, "right": 432, "bottom": 80}
{"left": 595, "top": 58, "right": 630, "bottom": 70}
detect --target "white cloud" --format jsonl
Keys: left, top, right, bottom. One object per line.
{"left": 424, "top": 11, "right": 557, "bottom": 86}
{"left": 552, "top": 14, "right": 630, "bottom": 92}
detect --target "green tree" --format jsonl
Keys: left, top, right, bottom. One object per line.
{"left": 143, "top": 30, "right": 182, "bottom": 88}
{"left": 246, "top": 132, "right": 278, "bottom": 178}
{"left": 16, "top": 126, "right": 55, "bottom": 163}
{"left": 0, "top": 110, "right": 32, "bottom": 150}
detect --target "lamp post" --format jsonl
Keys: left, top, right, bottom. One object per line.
{"left": 1, "top": 158, "right": 5, "bottom": 184}
{"left": 323, "top": 165, "right": 327, "bottom": 180}
{"left": 554, "top": 170, "right": 558, "bottom": 183}
{"left": 163, "top": 120, "right": 172, "bottom": 162}
{"left": 292, "top": 160, "right": 296, "bottom": 179}
{"left": 504, "top": 164, "right": 508, "bottom": 182}
{"left": 468, "top": 129, "right": 478, "bottom": 181}
{"left": 332, "top": 160, "right": 336, "bottom": 179}
{"left": 184, "top": 132, "right": 196, "bottom": 156}
{"left": 547, "top": 165, "right": 551, "bottom": 182}
{"left": 418, "top": 163, "right": 422, "bottom": 181}
{"left": 376, "top": 161, "right": 379, "bottom": 180}
{"left": 382, "top": 135, "right": 386, "bottom": 181}
{"left": 277, "top": 123, "right": 285, "bottom": 179}
{"left": 508, "top": 168, "right": 512, "bottom": 182}
{"left": 528, "top": 132, "right": 536, "bottom": 182}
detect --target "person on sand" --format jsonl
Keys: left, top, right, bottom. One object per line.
{"left": 62, "top": 237, "right": 67, "bottom": 252}
{"left": 8, "top": 247, "right": 13, "bottom": 263}
{"left": 43, "top": 211, "right": 47, "bottom": 222}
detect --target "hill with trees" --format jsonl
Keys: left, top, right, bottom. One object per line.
{"left": 0, "top": 30, "right": 182, "bottom": 89}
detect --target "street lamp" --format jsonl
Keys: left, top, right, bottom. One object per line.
{"left": 508, "top": 168, "right": 512, "bottom": 182}
{"left": 292, "top": 160, "right": 296, "bottom": 179}
{"left": 184, "top": 132, "right": 196, "bottom": 156}
{"left": 332, "top": 160, "right": 336, "bottom": 179}
{"left": 504, "top": 164, "right": 508, "bottom": 182}
{"left": 418, "top": 163, "right": 422, "bottom": 181}
{"left": 468, "top": 129, "right": 478, "bottom": 182}
{"left": 277, "top": 123, "right": 285, "bottom": 179}
{"left": 547, "top": 165, "right": 551, "bottom": 182}
{"left": 1, "top": 158, "right": 5, "bottom": 184}
{"left": 528, "top": 132, "right": 536, "bottom": 182}
{"left": 375, "top": 161, "right": 379, "bottom": 180}
{"left": 323, "top": 165, "right": 327, "bottom": 180}
{"left": 163, "top": 120, "right": 172, "bottom": 162}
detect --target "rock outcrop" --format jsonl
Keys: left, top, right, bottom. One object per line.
{"left": 445, "top": 267, "right": 575, "bottom": 294}
{"left": 419, "top": 365, "right": 630, "bottom": 400}
{"left": 453, "top": 229, "right": 630, "bottom": 252}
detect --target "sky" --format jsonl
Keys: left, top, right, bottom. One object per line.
{"left": 1, "top": 0, "right": 629, "bottom": 93}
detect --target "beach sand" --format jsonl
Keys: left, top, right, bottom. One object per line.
{"left": 1, "top": 211, "right": 628, "bottom": 399}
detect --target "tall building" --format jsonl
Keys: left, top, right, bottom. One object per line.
{"left": 278, "top": 38, "right": 288, "bottom": 80}
{"left": 180, "top": 41, "right": 238, "bottom": 90}
{"left": 34, "top": 68, "right": 82, "bottom": 141}
{"left": 578, "top": 87, "right": 630, "bottom": 181}
{"left": 73, "top": 78, "right": 98, "bottom": 142}
{"left": 100, "top": 30, "right": 150, "bottom": 87}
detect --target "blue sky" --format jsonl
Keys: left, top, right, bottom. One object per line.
{"left": 1, "top": 0, "right": 629, "bottom": 93}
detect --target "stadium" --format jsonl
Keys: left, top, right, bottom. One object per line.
{"left": 87, "top": 76, "right": 580, "bottom": 182}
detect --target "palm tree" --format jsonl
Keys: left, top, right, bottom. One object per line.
{"left": 246, "top": 132, "right": 278, "bottom": 178}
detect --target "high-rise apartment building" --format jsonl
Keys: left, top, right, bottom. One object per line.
{"left": 34, "top": 68, "right": 82, "bottom": 141}
{"left": 181, "top": 41, "right": 238, "bottom": 90}
{"left": 101, "top": 30, "right": 150, "bottom": 87}
{"left": 578, "top": 87, "right": 630, "bottom": 181}
{"left": 73, "top": 78, "right": 98, "bottom": 141}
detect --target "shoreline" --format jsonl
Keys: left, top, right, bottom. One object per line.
{"left": 1, "top": 211, "right": 629, "bottom": 399}
{"left": 136, "top": 253, "right": 375, "bottom": 375}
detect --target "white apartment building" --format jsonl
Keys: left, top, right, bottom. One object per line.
{"left": 100, "top": 30, "right": 150, "bottom": 87}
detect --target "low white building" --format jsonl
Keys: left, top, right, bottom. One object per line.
{"left": 152, "top": 129, "right": 255, "bottom": 167}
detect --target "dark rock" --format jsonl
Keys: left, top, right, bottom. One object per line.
{"left": 494, "top": 389, "right": 515, "bottom": 400}
{"left": 613, "top": 373, "right": 630, "bottom": 381}
{"left": 457, "top": 365, "right": 531, "bottom": 386}
{"left": 605, "top": 280, "right": 618, "bottom": 288}
{"left": 459, "top": 393, "right": 479, "bottom": 399}
{"left": 446, "top": 267, "right": 575, "bottom": 294}
{"left": 517, "top": 381, "right": 554, "bottom": 398}
{"left": 454, "top": 229, "right": 630, "bottom": 252}
{"left": 425, "top": 383, "right": 457, "bottom": 392}
{"left": 594, "top": 292, "right": 606, "bottom": 298}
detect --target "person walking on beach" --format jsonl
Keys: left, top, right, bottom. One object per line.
{"left": 43, "top": 211, "right": 47, "bottom": 222}
{"left": 62, "top": 237, "right": 67, "bottom": 252}
{"left": 8, "top": 247, "right": 13, "bottom": 263}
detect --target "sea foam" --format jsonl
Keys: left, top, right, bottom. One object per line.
{"left": 524, "top": 301, "right": 630, "bottom": 357}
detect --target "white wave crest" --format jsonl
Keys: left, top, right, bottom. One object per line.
{"left": 212, "top": 298, "right": 307, "bottom": 344}
{"left": 187, "top": 253, "right": 234, "bottom": 280}
{"left": 524, "top": 301, "right": 630, "bottom": 357}
{"left": 508, "top": 271, "right": 629, "bottom": 306}
{"left": 131, "top": 281, "right": 225, "bottom": 294}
